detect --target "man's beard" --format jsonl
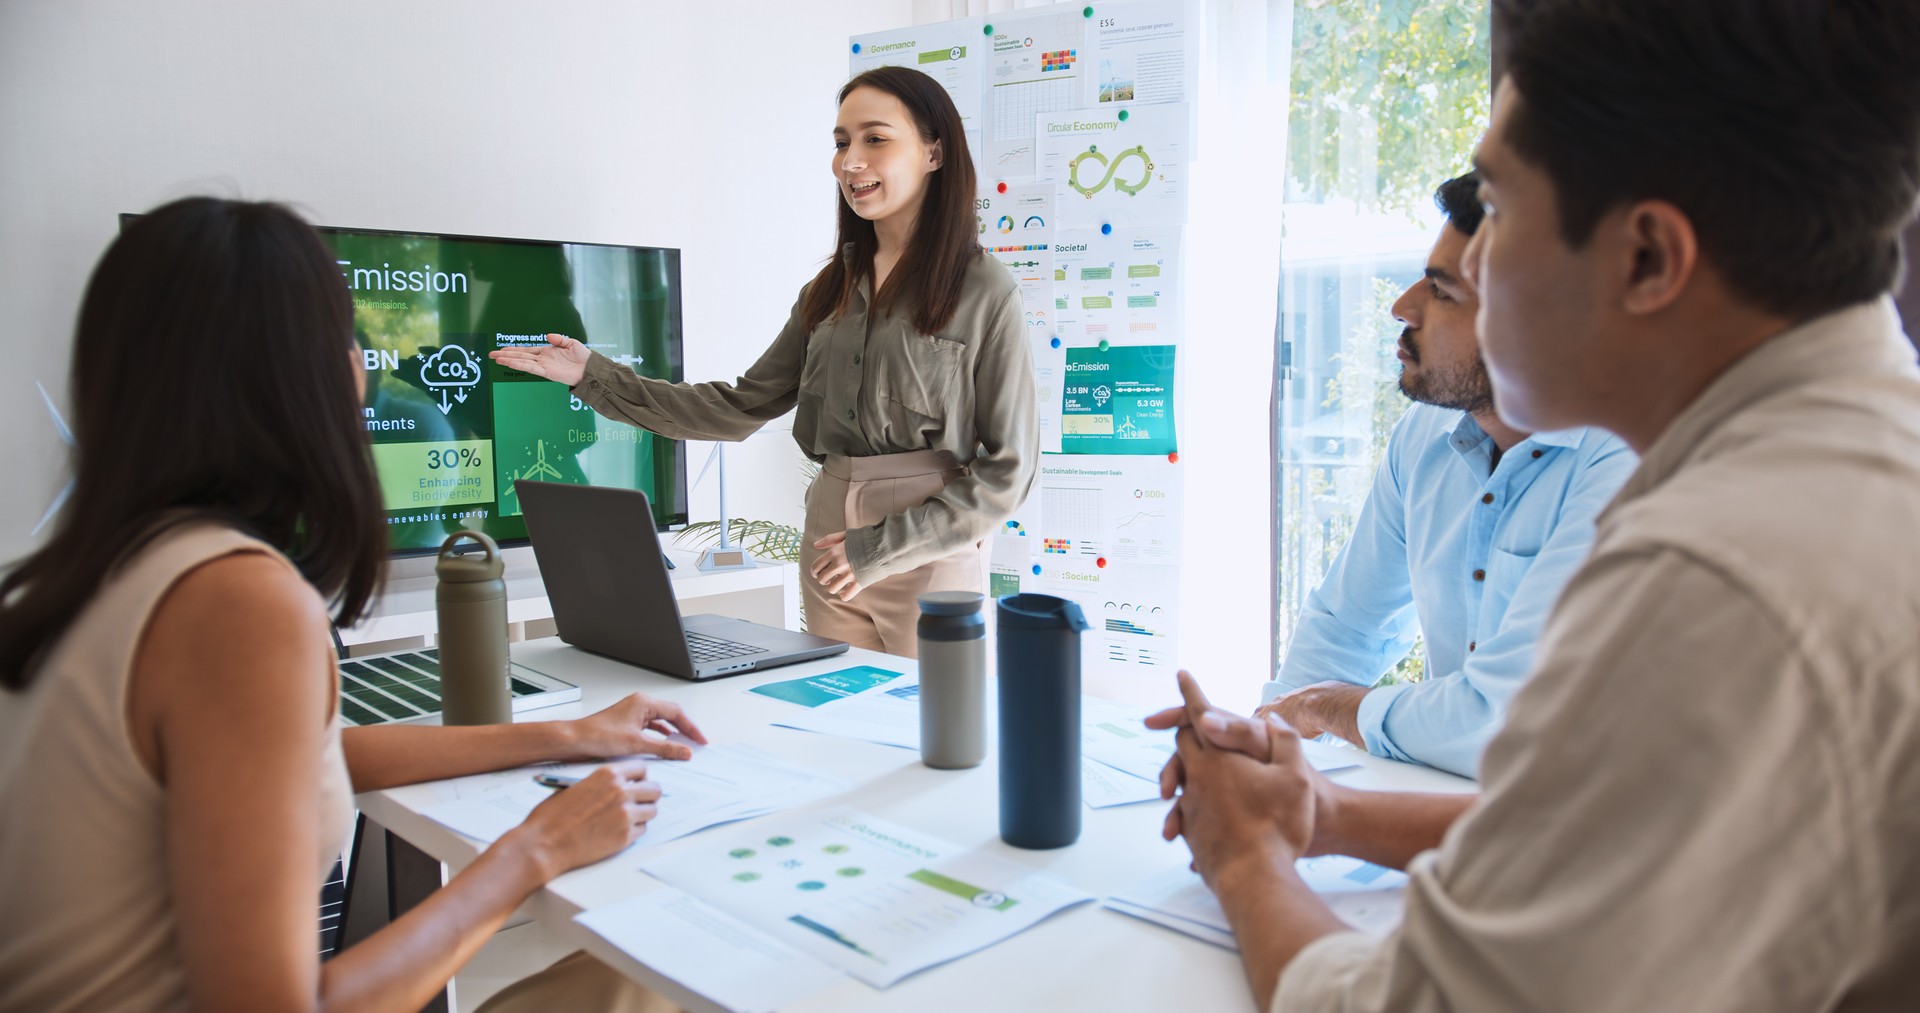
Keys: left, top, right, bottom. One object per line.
{"left": 1397, "top": 329, "right": 1496, "bottom": 415}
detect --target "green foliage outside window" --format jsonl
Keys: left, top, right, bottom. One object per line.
{"left": 1278, "top": 1, "right": 1489, "bottom": 686}
{"left": 1315, "top": 276, "right": 1428, "bottom": 685}
{"left": 1288, "top": 0, "right": 1491, "bottom": 220}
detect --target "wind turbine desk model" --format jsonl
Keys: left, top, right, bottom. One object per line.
{"left": 693, "top": 442, "right": 758, "bottom": 572}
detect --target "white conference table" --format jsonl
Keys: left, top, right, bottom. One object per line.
{"left": 357, "top": 638, "right": 1474, "bottom": 1012}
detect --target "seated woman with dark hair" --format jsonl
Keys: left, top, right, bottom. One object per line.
{"left": 0, "top": 197, "right": 691, "bottom": 1011}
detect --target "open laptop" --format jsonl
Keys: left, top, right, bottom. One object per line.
{"left": 515, "top": 480, "right": 848, "bottom": 680}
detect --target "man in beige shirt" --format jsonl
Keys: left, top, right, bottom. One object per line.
{"left": 1152, "top": 1, "right": 1920, "bottom": 1009}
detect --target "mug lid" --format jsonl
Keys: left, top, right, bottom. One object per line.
{"left": 918, "top": 590, "right": 985, "bottom": 616}
{"left": 995, "top": 593, "right": 1091, "bottom": 632}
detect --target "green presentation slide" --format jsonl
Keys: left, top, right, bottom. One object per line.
{"left": 328, "top": 228, "right": 684, "bottom": 553}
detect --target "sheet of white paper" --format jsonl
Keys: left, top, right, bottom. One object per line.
{"left": 1108, "top": 858, "right": 1409, "bottom": 950}
{"left": 983, "top": 6, "right": 1090, "bottom": 181}
{"left": 978, "top": 182, "right": 1064, "bottom": 453}
{"left": 1083, "top": 0, "right": 1196, "bottom": 115}
{"left": 1052, "top": 227, "right": 1183, "bottom": 349}
{"left": 852, "top": 20, "right": 984, "bottom": 130}
{"left": 1081, "top": 695, "right": 1179, "bottom": 781}
{"left": 575, "top": 887, "right": 846, "bottom": 1013}
{"left": 1078, "top": 695, "right": 1361, "bottom": 778}
{"left": 420, "top": 744, "right": 846, "bottom": 848}
{"left": 1300, "top": 738, "right": 1366, "bottom": 775}
{"left": 1082, "top": 756, "right": 1161, "bottom": 808}
{"left": 1104, "top": 898, "right": 1236, "bottom": 949}
{"left": 770, "top": 679, "right": 922, "bottom": 750}
{"left": 1039, "top": 103, "right": 1190, "bottom": 230}
{"left": 641, "top": 806, "right": 1093, "bottom": 989}
{"left": 768, "top": 689, "right": 1182, "bottom": 808}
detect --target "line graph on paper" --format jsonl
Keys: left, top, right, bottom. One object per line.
{"left": 1115, "top": 510, "right": 1166, "bottom": 529}
{"left": 1111, "top": 505, "right": 1175, "bottom": 563}
{"left": 991, "top": 77, "right": 1075, "bottom": 178}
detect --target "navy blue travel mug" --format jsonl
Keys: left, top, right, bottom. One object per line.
{"left": 995, "top": 593, "right": 1091, "bottom": 849}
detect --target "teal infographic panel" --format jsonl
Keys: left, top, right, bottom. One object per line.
{"left": 1061, "top": 344, "right": 1177, "bottom": 455}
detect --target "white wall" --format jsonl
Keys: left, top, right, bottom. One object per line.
{"left": 0, "top": 0, "right": 916, "bottom": 567}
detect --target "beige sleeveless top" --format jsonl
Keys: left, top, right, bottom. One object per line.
{"left": 0, "top": 523, "right": 354, "bottom": 1012}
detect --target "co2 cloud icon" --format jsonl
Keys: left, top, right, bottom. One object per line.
{"left": 421, "top": 346, "right": 482, "bottom": 388}
{"left": 419, "top": 346, "right": 482, "bottom": 414}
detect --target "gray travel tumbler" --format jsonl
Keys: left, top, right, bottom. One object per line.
{"left": 995, "top": 593, "right": 1091, "bottom": 849}
{"left": 917, "top": 591, "right": 987, "bottom": 769}
{"left": 435, "top": 530, "right": 512, "bottom": 726}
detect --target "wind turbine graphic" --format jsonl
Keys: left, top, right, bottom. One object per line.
{"left": 34, "top": 381, "right": 74, "bottom": 536}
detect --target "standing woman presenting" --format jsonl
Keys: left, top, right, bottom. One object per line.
{"left": 493, "top": 67, "right": 1037, "bottom": 657}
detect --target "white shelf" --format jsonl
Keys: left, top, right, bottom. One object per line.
{"left": 341, "top": 543, "right": 798, "bottom": 647}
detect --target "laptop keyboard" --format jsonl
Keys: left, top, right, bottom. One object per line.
{"left": 336, "top": 648, "right": 575, "bottom": 726}
{"left": 685, "top": 631, "right": 769, "bottom": 663}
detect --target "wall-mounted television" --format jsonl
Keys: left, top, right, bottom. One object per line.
{"left": 332, "top": 225, "right": 688, "bottom": 555}
{"left": 122, "top": 214, "right": 690, "bottom": 555}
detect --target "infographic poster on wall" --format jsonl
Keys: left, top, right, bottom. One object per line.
{"left": 1062, "top": 344, "right": 1177, "bottom": 455}
{"left": 1039, "top": 102, "right": 1191, "bottom": 230}
{"left": 1085, "top": 0, "right": 1197, "bottom": 118}
{"left": 1053, "top": 226, "right": 1181, "bottom": 348}
{"left": 853, "top": 2, "right": 1197, "bottom": 682}
{"left": 1033, "top": 456, "right": 1183, "bottom": 567}
{"left": 978, "top": 183, "right": 1064, "bottom": 452}
{"left": 983, "top": 6, "right": 1092, "bottom": 181}
{"left": 851, "top": 20, "right": 987, "bottom": 180}
{"left": 1026, "top": 456, "right": 1184, "bottom": 673}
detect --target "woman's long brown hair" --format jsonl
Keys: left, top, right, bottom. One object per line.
{"left": 0, "top": 198, "right": 387, "bottom": 691}
{"left": 800, "top": 66, "right": 981, "bottom": 336}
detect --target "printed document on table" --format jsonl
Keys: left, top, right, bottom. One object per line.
{"left": 575, "top": 887, "right": 846, "bottom": 1013}
{"left": 640, "top": 806, "right": 1093, "bottom": 988}
{"left": 770, "top": 677, "right": 923, "bottom": 750}
{"left": 1106, "top": 858, "right": 1409, "bottom": 949}
{"left": 750, "top": 665, "right": 905, "bottom": 708}
{"left": 769, "top": 682, "right": 1179, "bottom": 808}
{"left": 1081, "top": 695, "right": 1363, "bottom": 781}
{"left": 1082, "top": 756, "right": 1160, "bottom": 808}
{"left": 419, "top": 743, "right": 844, "bottom": 847}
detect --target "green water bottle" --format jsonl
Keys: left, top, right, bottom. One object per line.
{"left": 436, "top": 530, "right": 511, "bottom": 725}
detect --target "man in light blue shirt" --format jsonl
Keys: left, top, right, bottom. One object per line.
{"left": 1258, "top": 172, "right": 1636, "bottom": 778}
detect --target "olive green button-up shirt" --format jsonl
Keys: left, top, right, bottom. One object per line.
{"left": 572, "top": 252, "right": 1037, "bottom": 585}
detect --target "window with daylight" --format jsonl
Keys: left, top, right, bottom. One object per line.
{"left": 1273, "top": 0, "right": 1491, "bottom": 684}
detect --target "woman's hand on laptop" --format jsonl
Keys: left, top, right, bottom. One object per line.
{"left": 563, "top": 692, "right": 709, "bottom": 761}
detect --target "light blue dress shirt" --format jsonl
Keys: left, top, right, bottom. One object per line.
{"left": 1269, "top": 404, "right": 1637, "bottom": 778}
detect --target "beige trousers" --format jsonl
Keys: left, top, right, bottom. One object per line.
{"left": 802, "top": 450, "right": 986, "bottom": 658}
